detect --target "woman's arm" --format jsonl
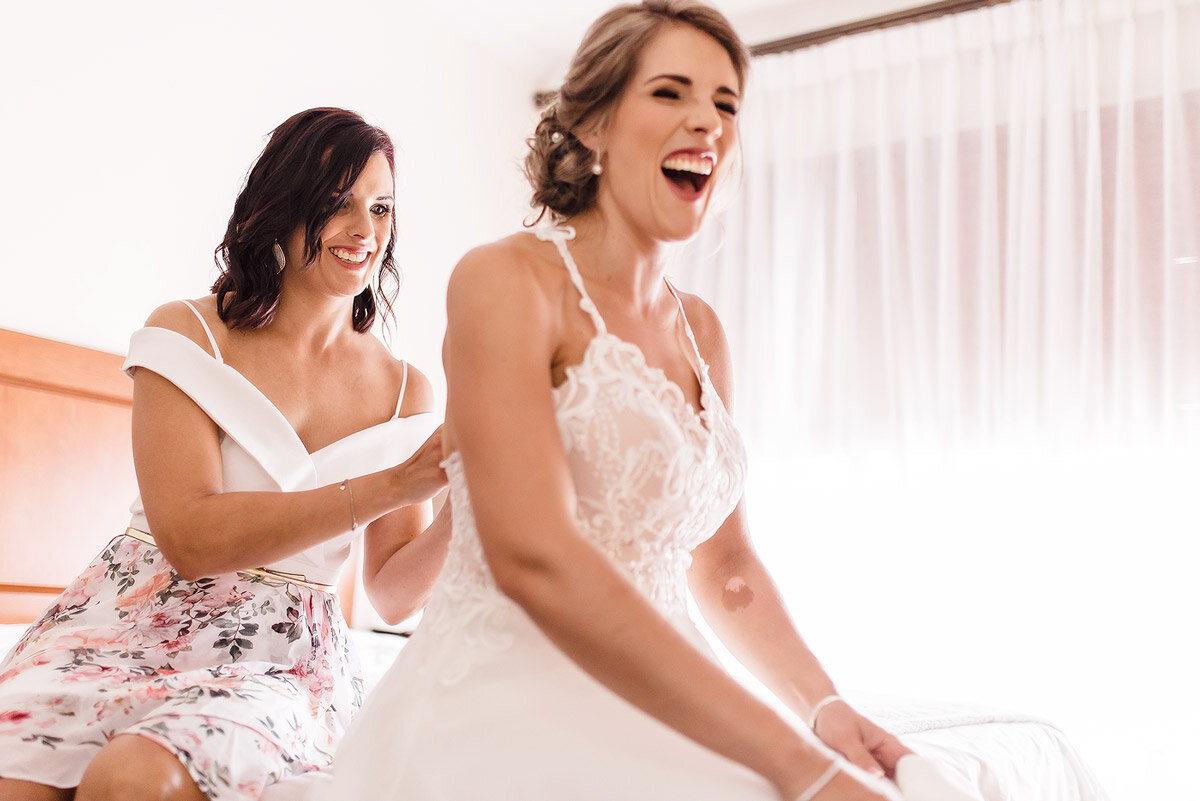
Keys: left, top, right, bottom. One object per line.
{"left": 683, "top": 296, "right": 911, "bottom": 779}
{"left": 360, "top": 366, "right": 452, "bottom": 624}
{"left": 442, "top": 243, "right": 892, "bottom": 801}
{"left": 130, "top": 303, "right": 447, "bottom": 580}
{"left": 361, "top": 497, "right": 451, "bottom": 624}
{"left": 688, "top": 508, "right": 910, "bottom": 777}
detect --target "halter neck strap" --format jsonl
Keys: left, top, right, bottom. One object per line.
{"left": 535, "top": 224, "right": 607, "bottom": 336}
{"left": 664, "top": 278, "right": 709, "bottom": 381}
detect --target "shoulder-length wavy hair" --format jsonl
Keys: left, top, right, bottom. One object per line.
{"left": 525, "top": 0, "right": 749, "bottom": 219}
{"left": 213, "top": 107, "right": 398, "bottom": 332}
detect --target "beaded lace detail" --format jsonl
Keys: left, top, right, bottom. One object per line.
{"left": 423, "top": 225, "right": 747, "bottom": 673}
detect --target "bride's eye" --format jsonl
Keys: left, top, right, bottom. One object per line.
{"left": 653, "top": 87, "right": 681, "bottom": 99}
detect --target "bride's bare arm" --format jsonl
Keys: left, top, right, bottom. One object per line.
{"left": 442, "top": 242, "right": 890, "bottom": 801}
{"left": 681, "top": 294, "right": 911, "bottom": 779}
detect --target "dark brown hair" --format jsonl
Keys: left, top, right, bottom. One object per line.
{"left": 213, "top": 107, "right": 398, "bottom": 332}
{"left": 525, "top": 0, "right": 749, "bottom": 219}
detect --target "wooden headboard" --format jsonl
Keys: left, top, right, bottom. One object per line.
{"left": 0, "top": 329, "right": 356, "bottom": 625}
{"left": 0, "top": 329, "right": 137, "bottom": 623}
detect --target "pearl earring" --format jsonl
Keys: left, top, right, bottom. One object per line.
{"left": 591, "top": 161, "right": 603, "bottom": 176}
{"left": 273, "top": 242, "right": 286, "bottom": 273}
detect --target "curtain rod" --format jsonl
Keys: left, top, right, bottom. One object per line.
{"left": 750, "top": 0, "right": 1015, "bottom": 55}
{"left": 532, "top": 0, "right": 1015, "bottom": 107}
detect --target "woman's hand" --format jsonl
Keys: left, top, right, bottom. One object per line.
{"left": 812, "top": 700, "right": 912, "bottom": 779}
{"left": 391, "top": 425, "right": 448, "bottom": 506}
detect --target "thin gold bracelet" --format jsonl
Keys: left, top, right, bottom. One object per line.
{"left": 339, "top": 479, "right": 358, "bottom": 532}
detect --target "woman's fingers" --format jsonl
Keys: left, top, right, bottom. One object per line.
{"left": 814, "top": 706, "right": 890, "bottom": 778}
{"left": 399, "top": 426, "right": 449, "bottom": 504}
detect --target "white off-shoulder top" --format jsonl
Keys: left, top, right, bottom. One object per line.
{"left": 121, "top": 302, "right": 438, "bottom": 586}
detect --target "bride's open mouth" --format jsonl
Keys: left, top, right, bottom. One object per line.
{"left": 661, "top": 152, "right": 715, "bottom": 199}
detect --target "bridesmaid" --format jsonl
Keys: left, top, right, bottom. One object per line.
{"left": 0, "top": 107, "right": 448, "bottom": 801}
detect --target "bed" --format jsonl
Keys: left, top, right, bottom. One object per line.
{"left": 0, "top": 328, "right": 1112, "bottom": 800}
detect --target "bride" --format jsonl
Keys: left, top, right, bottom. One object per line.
{"left": 306, "top": 3, "right": 976, "bottom": 800}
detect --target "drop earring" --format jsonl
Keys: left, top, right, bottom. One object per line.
{"left": 273, "top": 242, "right": 286, "bottom": 273}
{"left": 591, "top": 160, "right": 603, "bottom": 176}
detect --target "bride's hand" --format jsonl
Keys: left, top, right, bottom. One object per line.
{"left": 813, "top": 700, "right": 912, "bottom": 779}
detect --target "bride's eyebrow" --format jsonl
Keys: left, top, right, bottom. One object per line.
{"left": 646, "top": 73, "right": 692, "bottom": 86}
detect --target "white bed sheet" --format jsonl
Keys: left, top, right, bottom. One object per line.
{"left": 861, "top": 696, "right": 1111, "bottom": 801}
{"left": 350, "top": 628, "right": 409, "bottom": 693}
{"left": 0, "top": 623, "right": 25, "bottom": 663}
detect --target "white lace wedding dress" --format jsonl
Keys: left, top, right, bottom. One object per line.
{"left": 318, "top": 226, "right": 782, "bottom": 800}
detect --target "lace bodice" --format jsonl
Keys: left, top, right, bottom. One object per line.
{"left": 431, "top": 226, "right": 747, "bottom": 625}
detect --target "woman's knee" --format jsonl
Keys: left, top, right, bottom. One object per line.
{"left": 0, "top": 777, "right": 73, "bottom": 801}
{"left": 75, "top": 735, "right": 206, "bottom": 801}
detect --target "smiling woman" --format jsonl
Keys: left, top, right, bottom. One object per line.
{"left": 0, "top": 107, "right": 449, "bottom": 801}
{"left": 211, "top": 109, "right": 401, "bottom": 335}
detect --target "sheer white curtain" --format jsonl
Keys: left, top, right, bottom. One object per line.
{"left": 676, "top": 1, "right": 1200, "bottom": 798}
{"left": 688, "top": 0, "right": 1200, "bottom": 458}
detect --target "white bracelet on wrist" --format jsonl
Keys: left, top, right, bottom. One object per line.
{"left": 795, "top": 757, "right": 843, "bottom": 801}
{"left": 806, "top": 693, "right": 844, "bottom": 730}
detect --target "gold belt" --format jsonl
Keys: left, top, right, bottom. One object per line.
{"left": 122, "top": 527, "right": 337, "bottom": 593}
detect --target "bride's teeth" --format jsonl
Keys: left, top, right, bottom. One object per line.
{"left": 661, "top": 156, "right": 713, "bottom": 175}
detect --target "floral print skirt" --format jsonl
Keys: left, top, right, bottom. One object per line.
{"left": 0, "top": 533, "right": 362, "bottom": 800}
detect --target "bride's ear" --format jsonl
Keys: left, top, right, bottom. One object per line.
{"left": 575, "top": 118, "right": 608, "bottom": 160}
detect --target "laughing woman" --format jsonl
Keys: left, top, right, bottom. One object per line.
{"left": 0, "top": 108, "right": 448, "bottom": 801}
{"left": 312, "top": 4, "right": 970, "bottom": 801}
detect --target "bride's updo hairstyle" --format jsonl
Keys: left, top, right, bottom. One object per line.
{"left": 525, "top": 0, "right": 748, "bottom": 219}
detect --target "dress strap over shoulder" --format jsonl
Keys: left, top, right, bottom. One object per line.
{"left": 534, "top": 223, "right": 607, "bottom": 336}
{"left": 394, "top": 360, "right": 409, "bottom": 418}
{"left": 663, "top": 278, "right": 709, "bottom": 380}
{"left": 123, "top": 327, "right": 315, "bottom": 492}
{"left": 181, "top": 300, "right": 223, "bottom": 363}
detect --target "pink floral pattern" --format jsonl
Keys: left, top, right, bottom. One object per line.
{"left": 0, "top": 534, "right": 362, "bottom": 800}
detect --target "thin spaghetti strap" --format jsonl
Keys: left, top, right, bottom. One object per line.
{"left": 663, "top": 279, "right": 708, "bottom": 379}
{"left": 180, "top": 299, "right": 223, "bottom": 363}
{"left": 534, "top": 224, "right": 607, "bottom": 336}
{"left": 393, "top": 360, "right": 409, "bottom": 418}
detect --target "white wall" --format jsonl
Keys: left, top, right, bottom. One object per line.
{"left": 0, "top": 0, "right": 537, "bottom": 397}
